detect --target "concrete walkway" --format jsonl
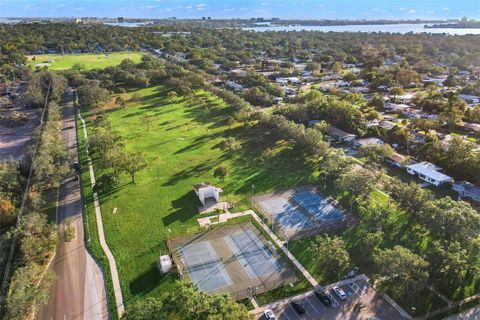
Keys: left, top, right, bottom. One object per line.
{"left": 78, "top": 110, "right": 125, "bottom": 317}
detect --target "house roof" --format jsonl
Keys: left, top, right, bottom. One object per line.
{"left": 193, "top": 183, "right": 223, "bottom": 193}
{"left": 193, "top": 183, "right": 213, "bottom": 192}
{"left": 406, "top": 162, "right": 452, "bottom": 182}
{"left": 356, "top": 137, "right": 384, "bottom": 146}
{"left": 387, "top": 152, "right": 406, "bottom": 163}
{"left": 453, "top": 181, "right": 480, "bottom": 197}
{"left": 329, "top": 126, "right": 356, "bottom": 139}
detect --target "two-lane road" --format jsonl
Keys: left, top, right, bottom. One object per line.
{"left": 36, "top": 88, "right": 108, "bottom": 320}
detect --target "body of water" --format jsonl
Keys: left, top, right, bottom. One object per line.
{"left": 104, "top": 22, "right": 151, "bottom": 27}
{"left": 243, "top": 23, "right": 480, "bottom": 35}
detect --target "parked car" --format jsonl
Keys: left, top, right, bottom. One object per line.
{"left": 291, "top": 301, "right": 305, "bottom": 314}
{"left": 333, "top": 286, "right": 347, "bottom": 300}
{"left": 314, "top": 289, "right": 332, "bottom": 306}
{"left": 73, "top": 161, "right": 80, "bottom": 172}
{"left": 263, "top": 309, "right": 276, "bottom": 320}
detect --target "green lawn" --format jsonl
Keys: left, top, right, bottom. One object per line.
{"left": 27, "top": 52, "right": 143, "bottom": 70}
{"left": 81, "top": 85, "right": 318, "bottom": 307}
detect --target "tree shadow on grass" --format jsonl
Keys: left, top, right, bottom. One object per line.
{"left": 162, "top": 191, "right": 199, "bottom": 226}
{"left": 162, "top": 161, "right": 221, "bottom": 187}
{"left": 128, "top": 261, "right": 161, "bottom": 296}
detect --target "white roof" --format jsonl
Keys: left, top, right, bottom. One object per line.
{"left": 407, "top": 162, "right": 452, "bottom": 182}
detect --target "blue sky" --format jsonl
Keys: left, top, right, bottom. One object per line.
{"left": 1, "top": 0, "right": 479, "bottom": 19}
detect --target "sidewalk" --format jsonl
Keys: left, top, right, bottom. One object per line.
{"left": 79, "top": 110, "right": 125, "bottom": 317}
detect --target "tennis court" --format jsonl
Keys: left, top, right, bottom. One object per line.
{"left": 254, "top": 187, "right": 346, "bottom": 239}
{"left": 180, "top": 242, "right": 232, "bottom": 292}
{"left": 292, "top": 191, "right": 344, "bottom": 223}
{"left": 224, "top": 230, "right": 280, "bottom": 279}
{"left": 168, "top": 222, "right": 298, "bottom": 300}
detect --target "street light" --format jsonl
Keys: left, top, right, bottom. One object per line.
{"left": 250, "top": 184, "right": 255, "bottom": 207}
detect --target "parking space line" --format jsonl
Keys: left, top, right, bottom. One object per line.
{"left": 328, "top": 293, "right": 340, "bottom": 307}
{"left": 287, "top": 304, "right": 301, "bottom": 320}
{"left": 306, "top": 297, "right": 319, "bottom": 313}
{"left": 281, "top": 309, "right": 291, "bottom": 320}
{"left": 348, "top": 283, "right": 361, "bottom": 297}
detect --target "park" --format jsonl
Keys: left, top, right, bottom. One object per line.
{"left": 27, "top": 52, "right": 143, "bottom": 70}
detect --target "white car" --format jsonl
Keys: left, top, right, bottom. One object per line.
{"left": 263, "top": 309, "right": 276, "bottom": 320}
{"left": 333, "top": 286, "right": 347, "bottom": 300}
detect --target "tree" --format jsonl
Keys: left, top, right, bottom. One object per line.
{"left": 213, "top": 166, "right": 228, "bottom": 181}
{"left": 332, "top": 61, "right": 342, "bottom": 73}
{"left": 167, "top": 90, "right": 178, "bottom": 103}
{"left": 122, "top": 281, "right": 251, "bottom": 320}
{"left": 358, "top": 144, "right": 394, "bottom": 164}
{"left": 115, "top": 96, "right": 126, "bottom": 108}
{"left": 373, "top": 246, "right": 429, "bottom": 299}
{"left": 140, "top": 114, "right": 154, "bottom": 131}
{"left": 120, "top": 152, "right": 147, "bottom": 183}
{"left": 77, "top": 80, "right": 109, "bottom": 109}
{"left": 20, "top": 212, "right": 57, "bottom": 265}
{"left": 338, "top": 166, "right": 381, "bottom": 203}
{"left": 0, "top": 199, "right": 16, "bottom": 228}
{"left": 131, "top": 92, "right": 141, "bottom": 102}
{"left": 4, "top": 263, "right": 55, "bottom": 320}
{"left": 308, "top": 235, "right": 350, "bottom": 278}
{"left": 221, "top": 137, "right": 241, "bottom": 152}
{"left": 443, "top": 74, "right": 456, "bottom": 87}
{"left": 225, "top": 116, "right": 235, "bottom": 129}
{"left": 390, "top": 87, "right": 404, "bottom": 102}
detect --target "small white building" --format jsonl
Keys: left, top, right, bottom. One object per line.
{"left": 158, "top": 255, "right": 172, "bottom": 274}
{"left": 406, "top": 162, "right": 453, "bottom": 187}
{"left": 193, "top": 183, "right": 223, "bottom": 207}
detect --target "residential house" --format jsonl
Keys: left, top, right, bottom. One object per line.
{"left": 329, "top": 126, "right": 357, "bottom": 143}
{"left": 354, "top": 137, "right": 384, "bottom": 149}
{"left": 459, "top": 94, "right": 480, "bottom": 104}
{"left": 385, "top": 103, "right": 410, "bottom": 113}
{"left": 379, "top": 120, "right": 396, "bottom": 131}
{"left": 226, "top": 80, "right": 244, "bottom": 92}
{"left": 453, "top": 181, "right": 480, "bottom": 202}
{"left": 406, "top": 161, "right": 453, "bottom": 186}
{"left": 463, "top": 122, "right": 480, "bottom": 134}
{"left": 385, "top": 152, "right": 407, "bottom": 168}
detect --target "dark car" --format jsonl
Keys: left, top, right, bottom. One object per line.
{"left": 314, "top": 289, "right": 332, "bottom": 306}
{"left": 291, "top": 301, "right": 305, "bottom": 314}
{"left": 73, "top": 162, "right": 80, "bottom": 172}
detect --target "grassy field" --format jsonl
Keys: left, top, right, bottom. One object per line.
{"left": 27, "top": 52, "right": 143, "bottom": 70}
{"left": 81, "top": 85, "right": 318, "bottom": 307}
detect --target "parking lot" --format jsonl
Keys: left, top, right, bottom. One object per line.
{"left": 255, "top": 278, "right": 408, "bottom": 320}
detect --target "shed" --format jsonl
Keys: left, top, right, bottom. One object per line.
{"left": 158, "top": 255, "right": 172, "bottom": 274}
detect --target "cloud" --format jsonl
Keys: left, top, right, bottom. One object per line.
{"left": 399, "top": 7, "right": 406, "bottom": 11}
{"left": 443, "top": 7, "right": 449, "bottom": 11}
{"left": 184, "top": 5, "right": 192, "bottom": 9}
{"left": 196, "top": 3, "right": 206, "bottom": 10}
{"left": 408, "top": 9, "right": 416, "bottom": 14}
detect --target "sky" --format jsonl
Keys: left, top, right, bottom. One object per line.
{"left": 0, "top": 0, "right": 479, "bottom": 20}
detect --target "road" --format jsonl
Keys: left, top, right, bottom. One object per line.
{"left": 36, "top": 88, "right": 108, "bottom": 320}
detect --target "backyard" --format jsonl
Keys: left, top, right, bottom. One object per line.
{"left": 80, "top": 85, "right": 318, "bottom": 306}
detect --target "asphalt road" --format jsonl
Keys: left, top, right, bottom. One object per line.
{"left": 36, "top": 88, "right": 108, "bottom": 320}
